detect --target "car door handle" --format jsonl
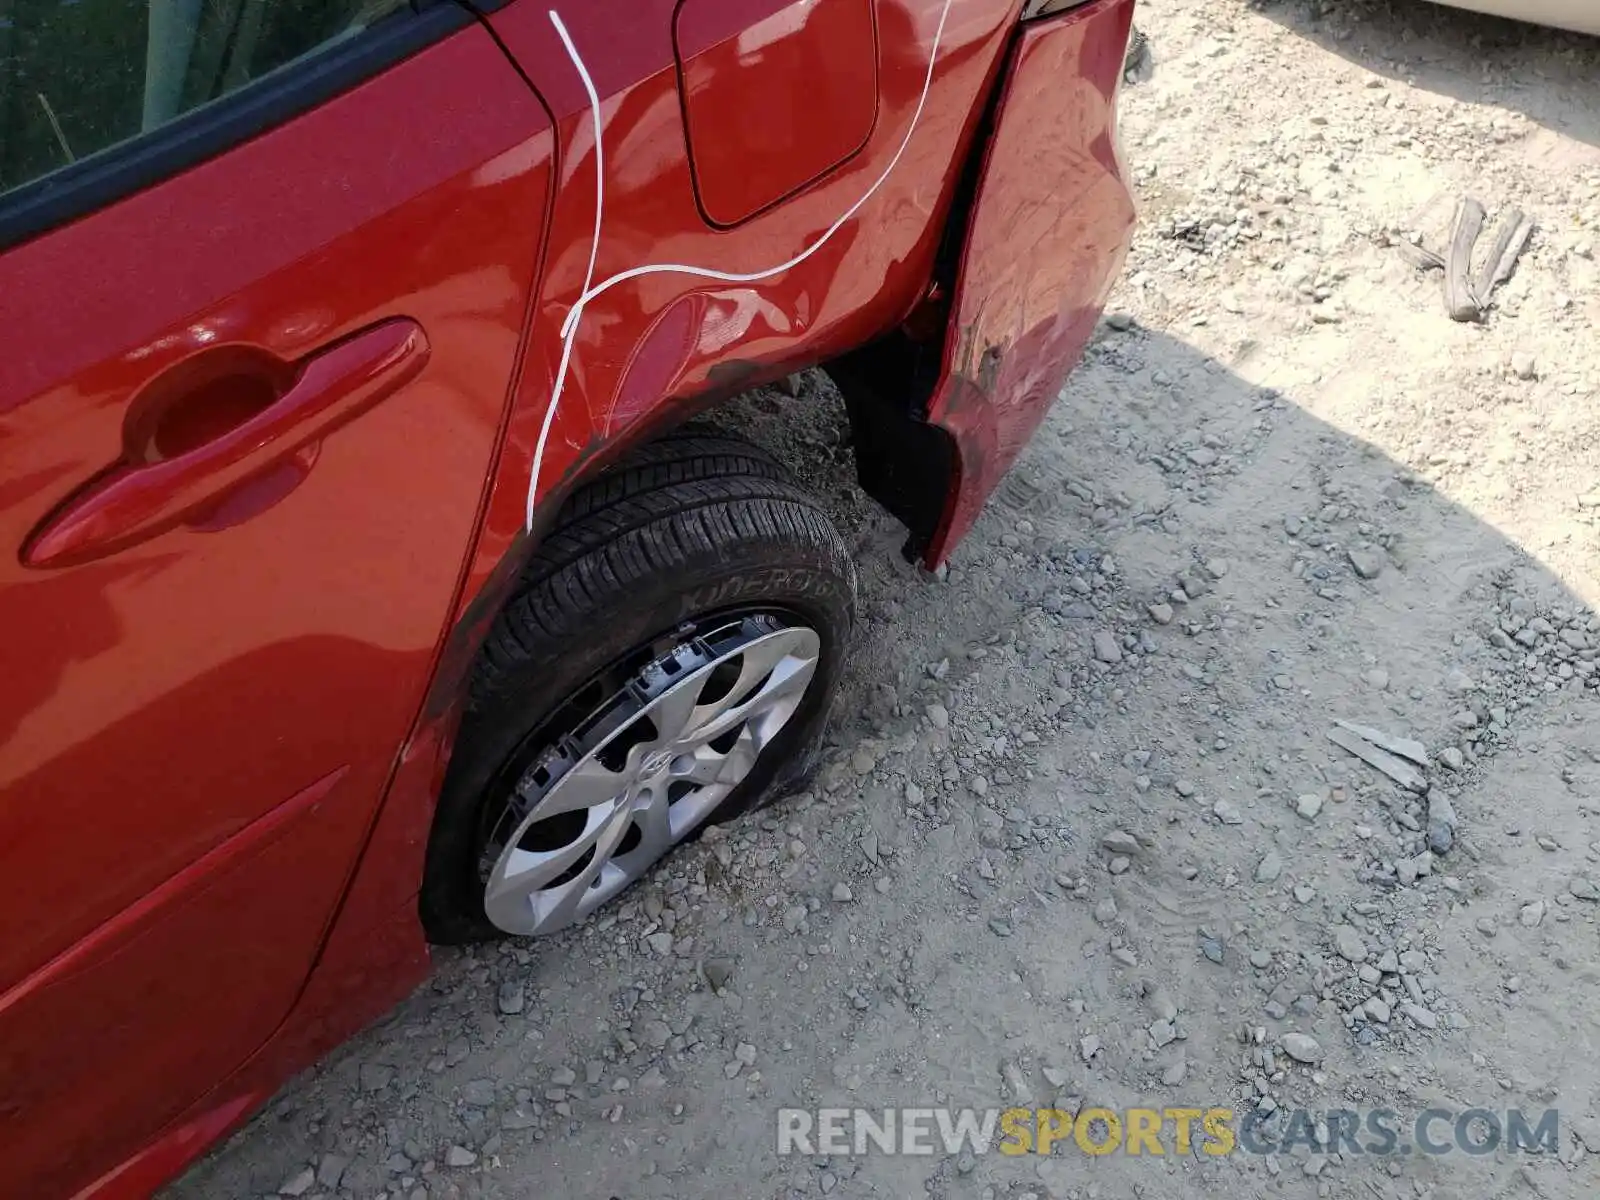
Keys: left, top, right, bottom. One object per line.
{"left": 22, "top": 319, "right": 429, "bottom": 569}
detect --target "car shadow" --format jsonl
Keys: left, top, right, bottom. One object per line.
{"left": 163, "top": 322, "right": 1600, "bottom": 1200}
{"left": 1251, "top": 0, "right": 1600, "bottom": 147}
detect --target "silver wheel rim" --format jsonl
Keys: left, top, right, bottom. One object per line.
{"left": 482, "top": 616, "right": 821, "bottom": 936}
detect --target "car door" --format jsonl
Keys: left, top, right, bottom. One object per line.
{"left": 0, "top": 3, "right": 554, "bottom": 1193}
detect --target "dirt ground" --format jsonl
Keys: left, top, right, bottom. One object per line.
{"left": 167, "top": 2, "right": 1600, "bottom": 1198}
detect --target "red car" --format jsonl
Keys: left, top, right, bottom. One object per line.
{"left": 0, "top": 0, "right": 1134, "bottom": 1194}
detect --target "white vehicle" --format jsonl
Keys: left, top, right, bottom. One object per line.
{"left": 1427, "top": 0, "right": 1600, "bottom": 34}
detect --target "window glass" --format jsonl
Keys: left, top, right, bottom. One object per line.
{"left": 0, "top": 0, "right": 408, "bottom": 199}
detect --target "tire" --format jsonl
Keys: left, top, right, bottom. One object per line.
{"left": 420, "top": 429, "right": 856, "bottom": 944}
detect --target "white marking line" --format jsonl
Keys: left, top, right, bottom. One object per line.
{"left": 529, "top": 0, "right": 955, "bottom": 525}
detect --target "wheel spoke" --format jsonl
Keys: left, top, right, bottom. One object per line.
{"left": 645, "top": 669, "right": 710, "bottom": 743}
{"left": 716, "top": 722, "right": 761, "bottom": 781}
{"left": 486, "top": 799, "right": 635, "bottom": 933}
{"left": 626, "top": 785, "right": 677, "bottom": 864}
{"left": 691, "top": 647, "right": 817, "bottom": 746}
{"left": 669, "top": 743, "right": 729, "bottom": 787}
{"left": 486, "top": 800, "right": 618, "bottom": 902}
{"left": 520, "top": 755, "right": 629, "bottom": 820}
{"left": 535, "top": 845, "right": 615, "bottom": 930}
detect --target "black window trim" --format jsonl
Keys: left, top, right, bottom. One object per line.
{"left": 0, "top": 0, "right": 474, "bottom": 254}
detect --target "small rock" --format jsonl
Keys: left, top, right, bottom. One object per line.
{"left": 860, "top": 830, "right": 880, "bottom": 864}
{"left": 1080, "top": 1035, "right": 1102, "bottom": 1062}
{"left": 832, "top": 882, "right": 854, "bottom": 903}
{"left": 1332, "top": 925, "right": 1368, "bottom": 963}
{"left": 1295, "top": 793, "right": 1324, "bottom": 820}
{"left": 446, "top": 1146, "right": 477, "bottom": 1169}
{"left": 1092, "top": 630, "right": 1123, "bottom": 664}
{"left": 1348, "top": 547, "right": 1385, "bottom": 580}
{"left": 462, "top": 1079, "right": 496, "bottom": 1107}
{"left": 1092, "top": 897, "right": 1118, "bottom": 925}
{"left": 1213, "top": 800, "right": 1244, "bottom": 825}
{"left": 1280, "top": 1033, "right": 1323, "bottom": 1065}
{"left": 497, "top": 980, "right": 526, "bottom": 1016}
{"left": 1519, "top": 900, "right": 1546, "bottom": 927}
{"left": 359, "top": 1063, "right": 395, "bottom": 1093}
{"left": 703, "top": 957, "right": 735, "bottom": 990}
{"left": 1255, "top": 851, "right": 1283, "bottom": 883}
{"left": 1427, "top": 793, "right": 1458, "bottom": 855}
{"left": 1161, "top": 1059, "right": 1188, "bottom": 1086}
{"left": 1570, "top": 877, "right": 1600, "bottom": 902}
{"left": 279, "top": 1168, "right": 315, "bottom": 1198}
{"left": 646, "top": 931, "right": 674, "bottom": 956}
{"left": 502, "top": 1107, "right": 540, "bottom": 1139}
{"left": 1510, "top": 351, "right": 1538, "bottom": 380}
{"left": 1148, "top": 602, "right": 1175, "bottom": 625}
{"left": 1439, "top": 747, "right": 1465, "bottom": 772}
{"left": 1402, "top": 1003, "right": 1438, "bottom": 1030}
{"left": 1101, "top": 830, "right": 1142, "bottom": 857}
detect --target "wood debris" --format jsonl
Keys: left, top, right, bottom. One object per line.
{"left": 1328, "top": 725, "right": 1428, "bottom": 793}
{"left": 1333, "top": 720, "right": 1429, "bottom": 768}
{"left": 1396, "top": 195, "right": 1534, "bottom": 322}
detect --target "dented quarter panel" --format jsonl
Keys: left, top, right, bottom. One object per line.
{"left": 922, "top": 0, "right": 1136, "bottom": 564}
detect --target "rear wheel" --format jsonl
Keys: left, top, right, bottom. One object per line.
{"left": 420, "top": 429, "right": 856, "bottom": 943}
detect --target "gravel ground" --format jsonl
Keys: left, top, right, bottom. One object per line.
{"left": 167, "top": 2, "right": 1600, "bottom": 1198}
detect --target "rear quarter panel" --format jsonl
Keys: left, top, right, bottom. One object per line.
{"left": 923, "top": 0, "right": 1136, "bottom": 563}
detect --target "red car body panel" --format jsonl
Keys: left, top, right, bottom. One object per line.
{"left": 0, "top": 25, "right": 556, "bottom": 1198}
{"left": 675, "top": 0, "right": 882, "bottom": 227}
{"left": 0, "top": 2, "right": 1134, "bottom": 1195}
{"left": 923, "top": 0, "right": 1136, "bottom": 561}
{"left": 475, "top": 0, "right": 1017, "bottom": 524}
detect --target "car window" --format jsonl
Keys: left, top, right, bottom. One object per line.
{"left": 0, "top": 0, "right": 408, "bottom": 200}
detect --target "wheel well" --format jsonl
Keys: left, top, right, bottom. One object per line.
{"left": 818, "top": 23, "right": 1004, "bottom": 565}
{"left": 823, "top": 331, "right": 958, "bottom": 563}
{"left": 437, "top": 17, "right": 1007, "bottom": 712}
